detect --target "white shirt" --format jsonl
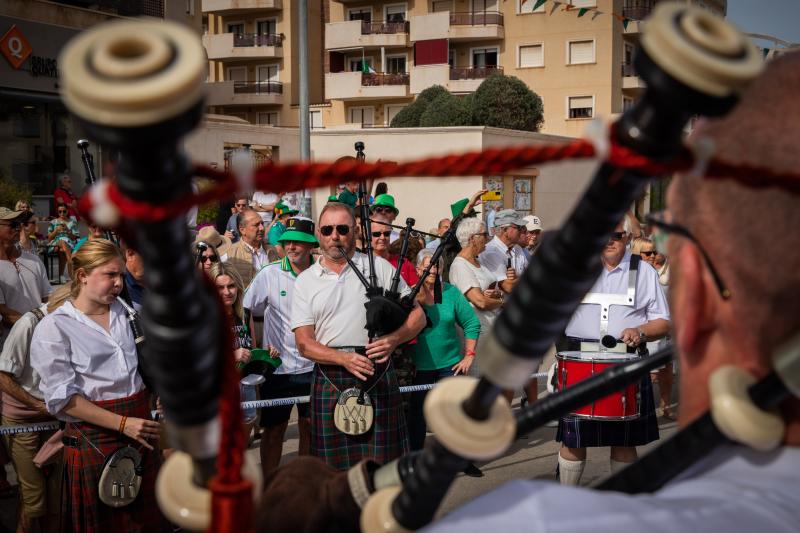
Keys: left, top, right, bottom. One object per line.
{"left": 566, "top": 252, "right": 670, "bottom": 340}
{"left": 291, "top": 252, "right": 409, "bottom": 347}
{"left": 243, "top": 258, "right": 314, "bottom": 375}
{"left": 251, "top": 191, "right": 277, "bottom": 225}
{"left": 242, "top": 240, "right": 269, "bottom": 276}
{"left": 424, "top": 445, "right": 800, "bottom": 533}
{"left": 449, "top": 256, "right": 500, "bottom": 335}
{"left": 0, "top": 304, "right": 47, "bottom": 401}
{"left": 426, "top": 238, "right": 442, "bottom": 251}
{"left": 30, "top": 300, "right": 144, "bottom": 418}
{"left": 479, "top": 236, "right": 528, "bottom": 282}
{"left": 0, "top": 251, "right": 52, "bottom": 348}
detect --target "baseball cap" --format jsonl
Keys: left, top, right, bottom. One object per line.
{"left": 523, "top": 215, "right": 543, "bottom": 232}
{"left": 494, "top": 209, "right": 525, "bottom": 228}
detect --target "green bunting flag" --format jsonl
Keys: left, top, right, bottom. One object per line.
{"left": 762, "top": 47, "right": 771, "bottom": 58}
{"left": 578, "top": 8, "right": 589, "bottom": 17}
{"left": 533, "top": 0, "right": 547, "bottom": 10}
{"left": 623, "top": 18, "right": 630, "bottom": 29}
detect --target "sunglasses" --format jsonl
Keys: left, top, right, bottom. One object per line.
{"left": 320, "top": 224, "right": 351, "bottom": 236}
{"left": 372, "top": 231, "right": 392, "bottom": 238}
{"left": 201, "top": 255, "right": 219, "bottom": 263}
{"left": 640, "top": 250, "right": 657, "bottom": 257}
{"left": 0, "top": 220, "right": 21, "bottom": 229}
{"left": 373, "top": 206, "right": 394, "bottom": 213}
{"left": 608, "top": 231, "right": 626, "bottom": 242}
{"left": 235, "top": 203, "right": 248, "bottom": 207}
{"left": 58, "top": 210, "right": 68, "bottom": 214}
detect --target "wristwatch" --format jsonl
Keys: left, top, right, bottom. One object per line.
{"left": 637, "top": 328, "right": 647, "bottom": 342}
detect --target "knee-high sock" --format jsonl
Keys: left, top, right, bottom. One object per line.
{"left": 610, "top": 458, "right": 632, "bottom": 476}
{"left": 558, "top": 455, "right": 585, "bottom": 486}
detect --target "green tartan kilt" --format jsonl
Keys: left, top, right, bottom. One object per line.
{"left": 311, "top": 361, "right": 409, "bottom": 471}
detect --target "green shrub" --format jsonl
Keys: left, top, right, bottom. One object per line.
{"left": 0, "top": 172, "right": 33, "bottom": 210}
{"left": 390, "top": 85, "right": 450, "bottom": 127}
{"left": 419, "top": 93, "right": 472, "bottom": 127}
{"left": 471, "top": 74, "right": 544, "bottom": 132}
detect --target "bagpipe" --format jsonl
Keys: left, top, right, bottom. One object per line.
{"left": 56, "top": 3, "right": 800, "bottom": 532}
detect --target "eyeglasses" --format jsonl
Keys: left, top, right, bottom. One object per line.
{"left": 472, "top": 232, "right": 489, "bottom": 239}
{"left": 0, "top": 220, "right": 21, "bottom": 229}
{"left": 201, "top": 255, "right": 219, "bottom": 263}
{"left": 373, "top": 206, "right": 394, "bottom": 214}
{"left": 372, "top": 231, "right": 392, "bottom": 239}
{"left": 608, "top": 231, "right": 626, "bottom": 242}
{"left": 646, "top": 212, "right": 731, "bottom": 300}
{"left": 640, "top": 250, "right": 657, "bottom": 257}
{"left": 320, "top": 224, "right": 351, "bottom": 236}
{"left": 235, "top": 202, "right": 248, "bottom": 207}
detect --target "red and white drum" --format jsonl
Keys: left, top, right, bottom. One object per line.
{"left": 555, "top": 351, "right": 641, "bottom": 420}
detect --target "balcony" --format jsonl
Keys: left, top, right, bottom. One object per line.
{"left": 621, "top": 0, "right": 653, "bottom": 33}
{"left": 202, "top": 0, "right": 282, "bottom": 14}
{"left": 325, "top": 20, "right": 409, "bottom": 50}
{"left": 205, "top": 80, "right": 284, "bottom": 106}
{"left": 326, "top": 71, "right": 410, "bottom": 101}
{"left": 411, "top": 65, "right": 501, "bottom": 94}
{"left": 410, "top": 11, "right": 504, "bottom": 42}
{"left": 203, "top": 32, "right": 283, "bottom": 60}
{"left": 621, "top": 63, "right": 646, "bottom": 91}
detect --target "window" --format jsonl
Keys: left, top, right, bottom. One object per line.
{"left": 518, "top": 44, "right": 543, "bottom": 68}
{"left": 309, "top": 110, "right": 323, "bottom": 129}
{"left": 568, "top": 39, "right": 595, "bottom": 64}
{"left": 257, "top": 65, "right": 278, "bottom": 83}
{"left": 227, "top": 66, "right": 246, "bottom": 83}
{"left": 472, "top": 47, "right": 498, "bottom": 68}
{"left": 568, "top": 96, "right": 593, "bottom": 119}
{"left": 348, "top": 8, "right": 372, "bottom": 22}
{"left": 348, "top": 107, "right": 374, "bottom": 126}
{"left": 348, "top": 57, "right": 374, "bottom": 72}
{"left": 385, "top": 105, "right": 406, "bottom": 126}
{"left": 386, "top": 55, "right": 407, "bottom": 74}
{"left": 472, "top": 0, "right": 498, "bottom": 12}
{"left": 385, "top": 4, "right": 406, "bottom": 22}
{"left": 257, "top": 112, "right": 279, "bottom": 126}
{"left": 622, "top": 97, "right": 634, "bottom": 112}
{"left": 227, "top": 22, "right": 244, "bottom": 35}
{"left": 518, "top": 0, "right": 545, "bottom": 13}
{"left": 569, "top": 0, "right": 596, "bottom": 7}
{"left": 432, "top": 0, "right": 453, "bottom": 12}
{"left": 448, "top": 49, "right": 455, "bottom": 67}
{"left": 256, "top": 19, "right": 276, "bottom": 35}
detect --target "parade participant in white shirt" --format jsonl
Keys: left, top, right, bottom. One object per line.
{"left": 243, "top": 216, "right": 318, "bottom": 477}
{"left": 556, "top": 218, "right": 670, "bottom": 485}
{"left": 478, "top": 209, "right": 528, "bottom": 294}
{"left": 425, "top": 52, "right": 800, "bottom": 532}
{"left": 30, "top": 239, "right": 166, "bottom": 531}
{"left": 292, "top": 202, "right": 426, "bottom": 470}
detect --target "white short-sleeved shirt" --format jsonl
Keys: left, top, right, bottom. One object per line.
{"left": 566, "top": 252, "right": 670, "bottom": 340}
{"left": 251, "top": 191, "right": 277, "bottom": 225}
{"left": 423, "top": 445, "right": 800, "bottom": 533}
{"left": 448, "top": 256, "right": 500, "bottom": 335}
{"left": 243, "top": 257, "right": 314, "bottom": 375}
{"left": 0, "top": 304, "right": 47, "bottom": 402}
{"left": 30, "top": 300, "right": 144, "bottom": 418}
{"left": 0, "top": 252, "right": 53, "bottom": 348}
{"left": 290, "top": 252, "right": 409, "bottom": 347}
{"left": 478, "top": 236, "right": 528, "bottom": 282}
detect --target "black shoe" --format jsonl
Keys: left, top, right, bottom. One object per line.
{"left": 463, "top": 462, "right": 484, "bottom": 477}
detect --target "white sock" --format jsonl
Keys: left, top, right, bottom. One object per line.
{"left": 610, "top": 458, "right": 631, "bottom": 475}
{"left": 558, "top": 455, "right": 585, "bottom": 486}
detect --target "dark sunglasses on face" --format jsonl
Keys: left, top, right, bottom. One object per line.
{"left": 640, "top": 250, "right": 657, "bottom": 257}
{"left": 374, "top": 207, "right": 393, "bottom": 214}
{"left": 320, "top": 224, "right": 351, "bottom": 236}
{"left": 235, "top": 203, "right": 248, "bottom": 207}
{"left": 201, "top": 255, "right": 219, "bottom": 263}
{"left": 608, "top": 231, "right": 626, "bottom": 242}
{"left": 372, "top": 231, "right": 392, "bottom": 239}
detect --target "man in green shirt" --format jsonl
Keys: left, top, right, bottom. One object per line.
{"left": 337, "top": 182, "right": 358, "bottom": 209}
{"left": 267, "top": 202, "right": 299, "bottom": 257}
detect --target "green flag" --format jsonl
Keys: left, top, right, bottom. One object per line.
{"left": 362, "top": 61, "right": 370, "bottom": 74}
{"left": 623, "top": 18, "right": 630, "bottom": 30}
{"left": 533, "top": 0, "right": 547, "bottom": 10}
{"left": 578, "top": 8, "right": 589, "bottom": 17}
{"left": 762, "top": 47, "right": 771, "bottom": 59}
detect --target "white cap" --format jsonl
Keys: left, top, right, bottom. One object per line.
{"left": 523, "top": 215, "right": 542, "bottom": 232}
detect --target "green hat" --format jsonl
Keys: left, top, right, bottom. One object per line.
{"left": 278, "top": 216, "right": 319, "bottom": 246}
{"left": 327, "top": 194, "right": 339, "bottom": 202}
{"left": 450, "top": 198, "right": 480, "bottom": 219}
{"left": 371, "top": 194, "right": 399, "bottom": 215}
{"left": 240, "top": 348, "right": 282, "bottom": 377}
{"left": 274, "top": 202, "right": 299, "bottom": 217}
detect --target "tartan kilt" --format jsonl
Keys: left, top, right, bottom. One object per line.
{"left": 61, "top": 389, "right": 168, "bottom": 533}
{"left": 311, "top": 361, "right": 409, "bottom": 471}
{"left": 556, "top": 377, "right": 659, "bottom": 448}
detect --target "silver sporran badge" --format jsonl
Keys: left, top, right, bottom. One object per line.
{"left": 333, "top": 387, "right": 375, "bottom": 435}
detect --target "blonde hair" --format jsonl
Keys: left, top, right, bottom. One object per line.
{"left": 47, "top": 285, "right": 72, "bottom": 314}
{"left": 207, "top": 262, "right": 245, "bottom": 321}
{"left": 68, "top": 239, "right": 125, "bottom": 298}
{"left": 630, "top": 236, "right": 654, "bottom": 256}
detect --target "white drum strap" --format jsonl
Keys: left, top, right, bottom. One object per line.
{"left": 581, "top": 256, "right": 640, "bottom": 351}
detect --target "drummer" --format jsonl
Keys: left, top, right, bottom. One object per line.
{"left": 557, "top": 218, "right": 670, "bottom": 485}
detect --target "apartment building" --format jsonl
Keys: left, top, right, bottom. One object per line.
{"left": 202, "top": 0, "right": 325, "bottom": 127}
{"left": 321, "top": 0, "right": 726, "bottom": 137}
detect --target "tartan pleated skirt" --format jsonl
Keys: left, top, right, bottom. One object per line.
{"left": 61, "top": 389, "right": 167, "bottom": 533}
{"left": 311, "top": 361, "right": 409, "bottom": 470}
{"left": 556, "top": 377, "right": 660, "bottom": 448}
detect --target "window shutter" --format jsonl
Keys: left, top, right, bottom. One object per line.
{"left": 519, "top": 45, "right": 543, "bottom": 67}
{"left": 414, "top": 39, "right": 448, "bottom": 66}
{"left": 569, "top": 96, "right": 593, "bottom": 110}
{"left": 569, "top": 40, "right": 594, "bottom": 64}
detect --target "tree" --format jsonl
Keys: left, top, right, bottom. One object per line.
{"left": 471, "top": 74, "right": 544, "bottom": 132}
{"left": 419, "top": 93, "right": 472, "bottom": 127}
{"left": 390, "top": 85, "right": 450, "bottom": 127}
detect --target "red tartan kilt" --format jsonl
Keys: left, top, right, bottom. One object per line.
{"left": 61, "top": 389, "right": 168, "bottom": 533}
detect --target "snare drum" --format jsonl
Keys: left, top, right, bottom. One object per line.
{"left": 555, "top": 351, "right": 641, "bottom": 420}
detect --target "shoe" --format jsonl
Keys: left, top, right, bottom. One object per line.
{"left": 463, "top": 462, "right": 484, "bottom": 478}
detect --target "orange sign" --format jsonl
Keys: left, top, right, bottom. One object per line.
{"left": 1, "top": 25, "right": 32, "bottom": 70}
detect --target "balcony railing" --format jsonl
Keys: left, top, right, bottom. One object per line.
{"left": 233, "top": 33, "right": 282, "bottom": 47}
{"left": 621, "top": 62, "right": 637, "bottom": 76}
{"left": 622, "top": 0, "right": 654, "bottom": 21}
{"left": 233, "top": 81, "right": 283, "bottom": 94}
{"left": 449, "top": 11, "right": 504, "bottom": 26}
{"left": 362, "top": 72, "right": 410, "bottom": 86}
{"left": 360, "top": 21, "right": 409, "bottom": 35}
{"left": 449, "top": 66, "right": 502, "bottom": 80}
